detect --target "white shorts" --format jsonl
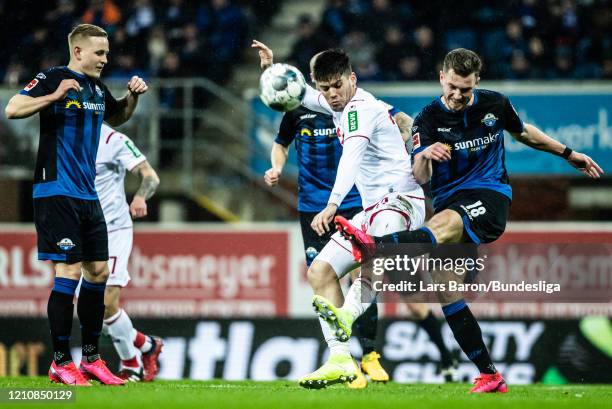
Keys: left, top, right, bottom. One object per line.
{"left": 315, "top": 190, "right": 426, "bottom": 277}
{"left": 75, "top": 227, "right": 133, "bottom": 297}
{"left": 106, "top": 227, "right": 133, "bottom": 287}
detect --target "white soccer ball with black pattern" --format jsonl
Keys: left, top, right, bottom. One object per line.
{"left": 259, "top": 63, "right": 306, "bottom": 112}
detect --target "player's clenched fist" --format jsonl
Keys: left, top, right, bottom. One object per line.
{"left": 130, "top": 196, "right": 148, "bottom": 218}
{"left": 421, "top": 142, "right": 452, "bottom": 162}
{"left": 127, "top": 76, "right": 148, "bottom": 95}
{"left": 52, "top": 79, "right": 82, "bottom": 101}
{"left": 264, "top": 168, "right": 281, "bottom": 186}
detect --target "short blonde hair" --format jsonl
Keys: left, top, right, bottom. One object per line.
{"left": 68, "top": 24, "right": 107, "bottom": 48}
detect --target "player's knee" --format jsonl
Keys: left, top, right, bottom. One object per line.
{"left": 425, "top": 210, "right": 464, "bottom": 244}
{"left": 104, "top": 303, "right": 119, "bottom": 319}
{"left": 53, "top": 262, "right": 82, "bottom": 280}
{"left": 82, "top": 261, "right": 110, "bottom": 282}
{"left": 307, "top": 261, "right": 337, "bottom": 292}
{"left": 406, "top": 303, "right": 429, "bottom": 320}
{"left": 93, "top": 268, "right": 110, "bottom": 282}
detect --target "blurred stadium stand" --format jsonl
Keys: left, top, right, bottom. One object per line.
{"left": 0, "top": 0, "right": 611, "bottom": 222}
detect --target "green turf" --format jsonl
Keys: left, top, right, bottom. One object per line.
{"left": 0, "top": 378, "right": 611, "bottom": 409}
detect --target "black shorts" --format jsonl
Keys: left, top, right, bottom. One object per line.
{"left": 299, "top": 206, "right": 362, "bottom": 266}
{"left": 33, "top": 196, "right": 108, "bottom": 263}
{"left": 438, "top": 188, "right": 510, "bottom": 244}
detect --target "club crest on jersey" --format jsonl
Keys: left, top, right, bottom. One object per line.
{"left": 57, "top": 238, "right": 75, "bottom": 251}
{"left": 36, "top": 72, "right": 46, "bottom": 80}
{"left": 300, "top": 128, "right": 312, "bottom": 137}
{"left": 481, "top": 113, "right": 498, "bottom": 127}
{"left": 95, "top": 85, "right": 103, "bottom": 97}
{"left": 412, "top": 132, "right": 421, "bottom": 149}
{"left": 65, "top": 99, "right": 82, "bottom": 109}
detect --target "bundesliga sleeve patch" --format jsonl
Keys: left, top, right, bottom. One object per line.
{"left": 125, "top": 139, "right": 143, "bottom": 158}
{"left": 412, "top": 132, "right": 421, "bottom": 149}
{"left": 24, "top": 79, "right": 39, "bottom": 91}
{"left": 348, "top": 110, "right": 359, "bottom": 132}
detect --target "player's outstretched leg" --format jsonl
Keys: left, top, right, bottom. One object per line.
{"left": 298, "top": 353, "right": 358, "bottom": 389}
{"left": 312, "top": 294, "right": 355, "bottom": 342}
{"left": 411, "top": 305, "right": 457, "bottom": 382}
{"left": 352, "top": 301, "right": 389, "bottom": 383}
{"left": 104, "top": 308, "right": 144, "bottom": 381}
{"left": 442, "top": 299, "right": 507, "bottom": 393}
{"left": 299, "top": 295, "right": 357, "bottom": 389}
{"left": 334, "top": 216, "right": 376, "bottom": 263}
{"left": 47, "top": 276, "right": 91, "bottom": 386}
{"left": 77, "top": 277, "right": 125, "bottom": 386}
{"left": 135, "top": 332, "right": 164, "bottom": 381}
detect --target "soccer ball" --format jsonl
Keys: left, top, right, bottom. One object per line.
{"left": 259, "top": 63, "right": 306, "bottom": 112}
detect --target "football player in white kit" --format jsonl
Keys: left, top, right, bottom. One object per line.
{"left": 92, "top": 124, "right": 162, "bottom": 381}
{"left": 252, "top": 40, "right": 426, "bottom": 388}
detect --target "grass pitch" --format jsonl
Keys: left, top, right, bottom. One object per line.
{"left": 1, "top": 378, "right": 611, "bottom": 409}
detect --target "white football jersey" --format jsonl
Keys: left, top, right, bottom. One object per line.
{"left": 302, "top": 85, "right": 422, "bottom": 208}
{"left": 95, "top": 124, "right": 146, "bottom": 230}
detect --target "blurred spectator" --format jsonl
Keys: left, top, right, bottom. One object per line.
{"left": 158, "top": 52, "right": 184, "bottom": 168}
{"left": 197, "top": 0, "right": 248, "bottom": 82}
{"left": 376, "top": 26, "right": 408, "bottom": 80}
{"left": 46, "top": 0, "right": 77, "bottom": 45}
{"left": 147, "top": 26, "right": 168, "bottom": 75}
{"left": 548, "top": 46, "right": 576, "bottom": 79}
{"left": 107, "top": 53, "right": 147, "bottom": 80}
{"left": 414, "top": 25, "right": 439, "bottom": 78}
{"left": 21, "top": 28, "right": 50, "bottom": 76}
{"left": 341, "top": 30, "right": 380, "bottom": 80}
{"left": 125, "top": 0, "right": 155, "bottom": 39}
{"left": 526, "top": 36, "right": 549, "bottom": 78}
{"left": 82, "top": 0, "right": 122, "bottom": 32}
{"left": 287, "top": 15, "right": 327, "bottom": 76}
{"left": 398, "top": 56, "right": 421, "bottom": 81}
{"left": 3, "top": 60, "right": 28, "bottom": 87}
{"left": 179, "top": 23, "right": 208, "bottom": 77}
{"left": 505, "top": 50, "right": 531, "bottom": 79}
{"left": 320, "top": 0, "right": 351, "bottom": 41}
{"left": 366, "top": 0, "right": 397, "bottom": 39}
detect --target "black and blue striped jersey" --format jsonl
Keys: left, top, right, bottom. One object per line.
{"left": 20, "top": 66, "right": 119, "bottom": 200}
{"left": 411, "top": 89, "right": 524, "bottom": 211}
{"left": 275, "top": 106, "right": 362, "bottom": 212}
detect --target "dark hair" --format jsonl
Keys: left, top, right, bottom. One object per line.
{"left": 443, "top": 48, "right": 482, "bottom": 77}
{"left": 312, "top": 49, "right": 352, "bottom": 82}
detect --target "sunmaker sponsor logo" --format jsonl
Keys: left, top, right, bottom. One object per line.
{"left": 454, "top": 133, "right": 498, "bottom": 151}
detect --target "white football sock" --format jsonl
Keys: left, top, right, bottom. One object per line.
{"left": 318, "top": 316, "right": 350, "bottom": 357}
{"left": 103, "top": 309, "right": 139, "bottom": 363}
{"left": 342, "top": 277, "right": 376, "bottom": 320}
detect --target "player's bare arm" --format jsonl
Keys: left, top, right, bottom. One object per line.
{"left": 265, "top": 142, "right": 288, "bottom": 187}
{"left": 252, "top": 39, "right": 273, "bottom": 70}
{"left": 412, "top": 142, "right": 452, "bottom": 184}
{"left": 5, "top": 79, "right": 82, "bottom": 119}
{"left": 392, "top": 111, "right": 413, "bottom": 143}
{"left": 311, "top": 203, "right": 338, "bottom": 236}
{"left": 106, "top": 76, "right": 148, "bottom": 126}
{"left": 511, "top": 123, "right": 603, "bottom": 179}
{"left": 130, "top": 160, "right": 160, "bottom": 218}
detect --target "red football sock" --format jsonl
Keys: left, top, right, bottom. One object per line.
{"left": 121, "top": 357, "right": 139, "bottom": 368}
{"left": 134, "top": 331, "right": 146, "bottom": 349}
